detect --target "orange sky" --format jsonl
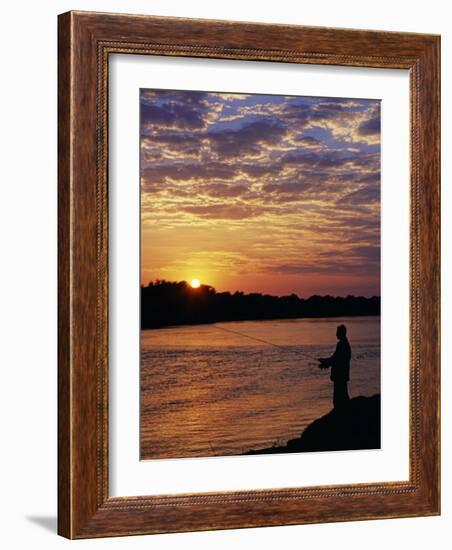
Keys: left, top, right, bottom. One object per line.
{"left": 140, "top": 90, "right": 380, "bottom": 297}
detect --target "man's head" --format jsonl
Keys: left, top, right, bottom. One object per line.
{"left": 336, "top": 324, "right": 347, "bottom": 340}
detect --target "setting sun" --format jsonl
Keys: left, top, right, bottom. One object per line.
{"left": 190, "top": 279, "right": 201, "bottom": 288}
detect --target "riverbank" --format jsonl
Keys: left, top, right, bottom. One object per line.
{"left": 141, "top": 280, "right": 380, "bottom": 329}
{"left": 244, "top": 394, "right": 381, "bottom": 455}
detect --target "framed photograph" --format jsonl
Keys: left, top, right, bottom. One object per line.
{"left": 138, "top": 86, "right": 383, "bottom": 461}
{"left": 58, "top": 11, "right": 440, "bottom": 538}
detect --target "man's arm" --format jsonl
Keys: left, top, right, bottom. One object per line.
{"left": 318, "top": 343, "right": 339, "bottom": 369}
{"left": 318, "top": 357, "right": 330, "bottom": 369}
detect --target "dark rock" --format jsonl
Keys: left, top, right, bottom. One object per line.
{"left": 245, "top": 394, "right": 381, "bottom": 455}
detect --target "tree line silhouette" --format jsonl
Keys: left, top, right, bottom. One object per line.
{"left": 141, "top": 280, "right": 380, "bottom": 329}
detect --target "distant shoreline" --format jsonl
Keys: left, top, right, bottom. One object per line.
{"left": 141, "top": 312, "right": 380, "bottom": 331}
{"left": 141, "top": 280, "right": 380, "bottom": 330}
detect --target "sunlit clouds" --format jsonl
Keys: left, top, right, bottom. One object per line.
{"left": 140, "top": 89, "right": 380, "bottom": 297}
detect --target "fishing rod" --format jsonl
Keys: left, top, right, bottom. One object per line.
{"left": 213, "top": 323, "right": 316, "bottom": 362}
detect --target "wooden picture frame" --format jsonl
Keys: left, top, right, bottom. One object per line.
{"left": 58, "top": 11, "right": 440, "bottom": 539}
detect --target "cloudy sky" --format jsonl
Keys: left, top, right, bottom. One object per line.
{"left": 140, "top": 89, "right": 380, "bottom": 297}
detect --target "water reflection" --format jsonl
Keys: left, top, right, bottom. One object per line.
{"left": 140, "top": 317, "right": 380, "bottom": 459}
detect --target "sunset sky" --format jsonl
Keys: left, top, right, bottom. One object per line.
{"left": 140, "top": 89, "right": 380, "bottom": 297}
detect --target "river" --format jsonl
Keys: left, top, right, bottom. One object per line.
{"left": 140, "top": 316, "right": 380, "bottom": 459}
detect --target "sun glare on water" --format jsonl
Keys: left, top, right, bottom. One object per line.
{"left": 190, "top": 279, "right": 201, "bottom": 288}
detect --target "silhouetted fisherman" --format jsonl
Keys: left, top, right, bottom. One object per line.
{"left": 318, "top": 324, "right": 351, "bottom": 409}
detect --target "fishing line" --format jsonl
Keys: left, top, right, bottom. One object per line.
{"left": 213, "top": 323, "right": 316, "bottom": 362}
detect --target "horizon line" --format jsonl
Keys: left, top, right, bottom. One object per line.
{"left": 142, "top": 279, "right": 380, "bottom": 300}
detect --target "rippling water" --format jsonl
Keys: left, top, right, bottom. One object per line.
{"left": 140, "top": 317, "right": 380, "bottom": 459}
